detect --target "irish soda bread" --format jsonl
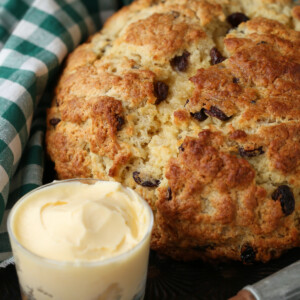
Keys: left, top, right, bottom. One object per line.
{"left": 46, "top": 0, "right": 300, "bottom": 262}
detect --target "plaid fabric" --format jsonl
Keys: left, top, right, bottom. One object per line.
{"left": 0, "top": 0, "right": 131, "bottom": 261}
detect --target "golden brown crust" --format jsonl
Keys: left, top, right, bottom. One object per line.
{"left": 120, "top": 13, "right": 206, "bottom": 60}
{"left": 46, "top": 0, "right": 300, "bottom": 262}
{"left": 46, "top": 131, "right": 92, "bottom": 179}
{"left": 154, "top": 130, "right": 298, "bottom": 262}
{"left": 293, "top": 6, "right": 300, "bottom": 21}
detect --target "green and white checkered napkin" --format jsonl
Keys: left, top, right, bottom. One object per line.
{"left": 0, "top": 0, "right": 131, "bottom": 262}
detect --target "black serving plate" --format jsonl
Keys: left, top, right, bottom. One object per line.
{"left": 1, "top": 248, "right": 300, "bottom": 300}
{"left": 1, "top": 158, "right": 299, "bottom": 300}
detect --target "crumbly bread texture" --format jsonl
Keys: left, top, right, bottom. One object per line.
{"left": 46, "top": 0, "right": 300, "bottom": 262}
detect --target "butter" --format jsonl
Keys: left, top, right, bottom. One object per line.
{"left": 8, "top": 179, "right": 153, "bottom": 300}
{"left": 13, "top": 181, "right": 148, "bottom": 262}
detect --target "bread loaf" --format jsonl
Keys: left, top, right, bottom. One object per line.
{"left": 46, "top": 0, "right": 300, "bottom": 262}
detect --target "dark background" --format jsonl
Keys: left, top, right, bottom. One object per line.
{"left": 1, "top": 248, "right": 300, "bottom": 300}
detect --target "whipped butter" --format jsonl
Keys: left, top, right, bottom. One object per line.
{"left": 8, "top": 179, "right": 153, "bottom": 300}
{"left": 13, "top": 180, "right": 148, "bottom": 261}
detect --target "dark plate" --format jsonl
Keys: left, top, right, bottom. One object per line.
{"left": 1, "top": 248, "right": 300, "bottom": 300}
{"left": 0, "top": 158, "right": 299, "bottom": 300}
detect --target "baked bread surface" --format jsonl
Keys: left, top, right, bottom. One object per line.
{"left": 46, "top": 0, "right": 300, "bottom": 262}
